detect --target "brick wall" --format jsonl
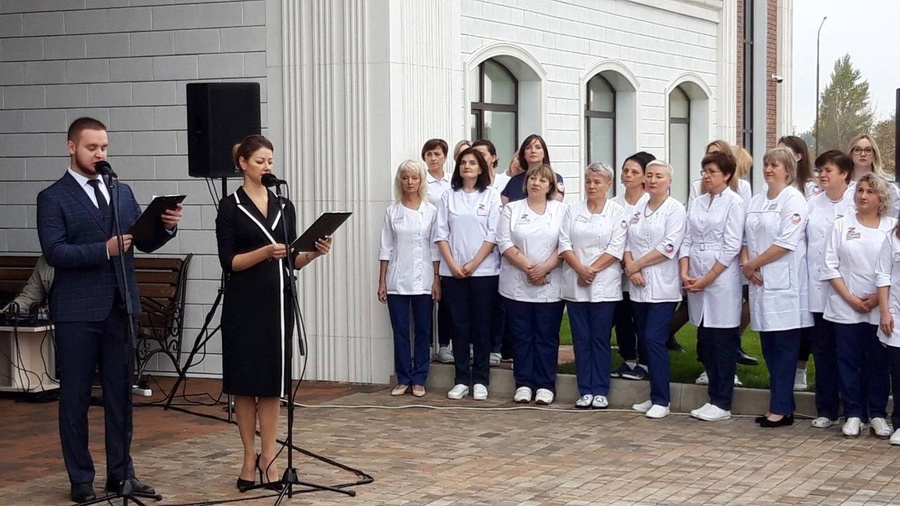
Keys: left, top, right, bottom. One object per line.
{"left": 0, "top": 0, "right": 269, "bottom": 376}
{"left": 766, "top": 0, "right": 778, "bottom": 148}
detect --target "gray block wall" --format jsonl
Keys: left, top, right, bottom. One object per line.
{"left": 0, "top": 0, "right": 270, "bottom": 377}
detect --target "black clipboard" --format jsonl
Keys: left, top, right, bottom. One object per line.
{"left": 128, "top": 195, "right": 186, "bottom": 242}
{"left": 290, "top": 212, "right": 352, "bottom": 252}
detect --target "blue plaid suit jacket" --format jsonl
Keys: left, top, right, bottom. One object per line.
{"left": 36, "top": 171, "right": 173, "bottom": 323}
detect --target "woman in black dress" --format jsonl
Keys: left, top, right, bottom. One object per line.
{"left": 215, "top": 135, "right": 331, "bottom": 491}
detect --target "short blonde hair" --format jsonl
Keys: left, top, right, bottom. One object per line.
{"left": 763, "top": 147, "right": 797, "bottom": 185}
{"left": 645, "top": 160, "right": 673, "bottom": 180}
{"left": 523, "top": 164, "right": 558, "bottom": 200}
{"left": 856, "top": 172, "right": 893, "bottom": 216}
{"left": 393, "top": 160, "right": 428, "bottom": 202}
{"left": 585, "top": 162, "right": 614, "bottom": 182}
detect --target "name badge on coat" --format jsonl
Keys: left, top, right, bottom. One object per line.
{"left": 846, "top": 227, "right": 861, "bottom": 240}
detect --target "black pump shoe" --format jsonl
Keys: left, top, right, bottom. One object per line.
{"left": 258, "top": 456, "right": 284, "bottom": 491}
{"left": 236, "top": 477, "right": 255, "bottom": 492}
{"left": 759, "top": 414, "right": 794, "bottom": 428}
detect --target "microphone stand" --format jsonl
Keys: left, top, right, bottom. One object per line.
{"left": 266, "top": 182, "right": 354, "bottom": 503}
{"left": 78, "top": 172, "right": 162, "bottom": 506}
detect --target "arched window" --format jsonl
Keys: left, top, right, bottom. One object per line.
{"left": 586, "top": 74, "right": 616, "bottom": 184}
{"left": 470, "top": 59, "right": 518, "bottom": 167}
{"left": 668, "top": 86, "right": 691, "bottom": 202}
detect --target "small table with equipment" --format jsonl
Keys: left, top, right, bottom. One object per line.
{"left": 0, "top": 323, "right": 57, "bottom": 393}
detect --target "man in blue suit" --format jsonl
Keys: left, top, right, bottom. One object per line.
{"left": 37, "top": 117, "right": 183, "bottom": 503}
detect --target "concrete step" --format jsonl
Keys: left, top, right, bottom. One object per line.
{"left": 421, "top": 362, "right": 818, "bottom": 416}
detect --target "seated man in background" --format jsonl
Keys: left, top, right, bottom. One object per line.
{"left": 1, "top": 255, "right": 54, "bottom": 315}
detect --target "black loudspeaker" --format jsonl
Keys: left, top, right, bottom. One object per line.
{"left": 186, "top": 82, "right": 261, "bottom": 178}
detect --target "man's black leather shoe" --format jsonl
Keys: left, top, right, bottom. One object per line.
{"left": 737, "top": 348, "right": 759, "bottom": 366}
{"left": 105, "top": 477, "right": 156, "bottom": 496}
{"left": 71, "top": 482, "right": 96, "bottom": 502}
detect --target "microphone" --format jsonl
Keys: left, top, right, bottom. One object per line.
{"left": 94, "top": 160, "right": 118, "bottom": 179}
{"left": 261, "top": 173, "right": 287, "bottom": 188}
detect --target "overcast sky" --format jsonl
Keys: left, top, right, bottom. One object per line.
{"left": 791, "top": 0, "right": 900, "bottom": 133}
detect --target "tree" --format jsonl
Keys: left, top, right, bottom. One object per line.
{"left": 814, "top": 54, "right": 874, "bottom": 153}
{"left": 873, "top": 113, "right": 896, "bottom": 175}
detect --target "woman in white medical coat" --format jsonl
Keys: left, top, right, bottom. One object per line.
{"left": 804, "top": 149, "right": 855, "bottom": 429}
{"left": 875, "top": 208, "right": 900, "bottom": 445}
{"left": 559, "top": 163, "right": 627, "bottom": 409}
{"left": 435, "top": 147, "right": 502, "bottom": 401}
{"left": 497, "top": 164, "right": 567, "bottom": 406}
{"left": 740, "top": 147, "right": 813, "bottom": 428}
{"left": 680, "top": 151, "right": 745, "bottom": 422}
{"left": 823, "top": 172, "right": 895, "bottom": 438}
{"left": 378, "top": 160, "right": 441, "bottom": 398}
{"left": 848, "top": 133, "right": 900, "bottom": 216}
{"left": 623, "top": 161, "right": 686, "bottom": 419}
{"left": 610, "top": 151, "right": 654, "bottom": 380}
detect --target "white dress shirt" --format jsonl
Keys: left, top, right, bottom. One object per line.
{"left": 744, "top": 186, "right": 813, "bottom": 332}
{"left": 378, "top": 201, "right": 440, "bottom": 295}
{"left": 558, "top": 199, "right": 626, "bottom": 303}
{"left": 434, "top": 187, "right": 502, "bottom": 277}
{"left": 68, "top": 167, "right": 110, "bottom": 208}
{"left": 625, "top": 196, "right": 686, "bottom": 303}
{"left": 680, "top": 189, "right": 745, "bottom": 328}
{"left": 805, "top": 187, "right": 855, "bottom": 312}
{"left": 497, "top": 199, "right": 567, "bottom": 303}
{"left": 875, "top": 233, "right": 900, "bottom": 347}
{"left": 821, "top": 213, "right": 896, "bottom": 325}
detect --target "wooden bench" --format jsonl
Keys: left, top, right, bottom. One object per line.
{"left": 0, "top": 253, "right": 192, "bottom": 380}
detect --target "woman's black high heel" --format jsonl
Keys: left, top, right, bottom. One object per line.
{"left": 258, "top": 455, "right": 284, "bottom": 491}
{"left": 236, "top": 454, "right": 260, "bottom": 492}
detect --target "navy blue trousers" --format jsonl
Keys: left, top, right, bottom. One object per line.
{"left": 760, "top": 329, "right": 801, "bottom": 415}
{"left": 436, "top": 300, "right": 451, "bottom": 347}
{"left": 613, "top": 291, "right": 638, "bottom": 362}
{"left": 697, "top": 324, "right": 739, "bottom": 410}
{"left": 55, "top": 303, "right": 134, "bottom": 485}
{"left": 808, "top": 312, "right": 840, "bottom": 420}
{"left": 387, "top": 294, "right": 433, "bottom": 386}
{"left": 834, "top": 321, "right": 888, "bottom": 420}
{"left": 505, "top": 297, "right": 565, "bottom": 391}
{"left": 568, "top": 301, "right": 616, "bottom": 396}
{"left": 632, "top": 302, "right": 677, "bottom": 406}
{"left": 442, "top": 276, "right": 497, "bottom": 386}
{"left": 887, "top": 346, "right": 900, "bottom": 429}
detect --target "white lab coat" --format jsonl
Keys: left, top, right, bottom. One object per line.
{"left": 680, "top": 190, "right": 745, "bottom": 328}
{"left": 492, "top": 171, "right": 511, "bottom": 194}
{"left": 625, "top": 196, "right": 686, "bottom": 303}
{"left": 496, "top": 199, "right": 567, "bottom": 302}
{"left": 744, "top": 186, "right": 813, "bottom": 332}
{"left": 612, "top": 193, "right": 649, "bottom": 294}
{"left": 425, "top": 170, "right": 451, "bottom": 208}
{"left": 805, "top": 187, "right": 855, "bottom": 313}
{"left": 378, "top": 201, "right": 440, "bottom": 295}
{"left": 821, "top": 213, "right": 896, "bottom": 325}
{"left": 558, "top": 199, "right": 627, "bottom": 303}
{"left": 875, "top": 233, "right": 900, "bottom": 347}
{"left": 688, "top": 178, "right": 752, "bottom": 212}
{"left": 434, "top": 187, "right": 502, "bottom": 277}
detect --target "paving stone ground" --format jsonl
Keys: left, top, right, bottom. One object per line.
{"left": 2, "top": 378, "right": 900, "bottom": 505}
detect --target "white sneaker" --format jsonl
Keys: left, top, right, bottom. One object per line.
{"left": 534, "top": 388, "right": 554, "bottom": 405}
{"left": 793, "top": 368, "right": 808, "bottom": 391}
{"left": 591, "top": 395, "right": 609, "bottom": 409}
{"left": 574, "top": 394, "right": 593, "bottom": 409}
{"left": 645, "top": 404, "right": 670, "bottom": 419}
{"left": 695, "top": 371, "right": 709, "bottom": 385}
{"left": 811, "top": 417, "right": 837, "bottom": 429}
{"left": 870, "top": 417, "right": 892, "bottom": 439}
{"left": 890, "top": 428, "right": 900, "bottom": 446}
{"left": 472, "top": 383, "right": 488, "bottom": 400}
{"left": 436, "top": 346, "right": 454, "bottom": 364}
{"left": 489, "top": 352, "right": 501, "bottom": 367}
{"left": 632, "top": 400, "right": 652, "bottom": 413}
{"left": 734, "top": 374, "right": 743, "bottom": 387}
{"left": 697, "top": 404, "right": 731, "bottom": 422}
{"left": 690, "top": 403, "right": 712, "bottom": 419}
{"left": 447, "top": 384, "right": 469, "bottom": 400}
{"left": 513, "top": 386, "right": 532, "bottom": 403}
{"left": 842, "top": 417, "right": 861, "bottom": 438}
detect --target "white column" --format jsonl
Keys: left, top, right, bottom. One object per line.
{"left": 776, "top": 0, "right": 793, "bottom": 137}
{"left": 277, "top": 0, "right": 461, "bottom": 383}
{"left": 716, "top": 0, "right": 738, "bottom": 143}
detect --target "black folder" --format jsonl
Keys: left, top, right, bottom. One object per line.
{"left": 128, "top": 195, "right": 186, "bottom": 242}
{"left": 290, "top": 212, "right": 352, "bottom": 252}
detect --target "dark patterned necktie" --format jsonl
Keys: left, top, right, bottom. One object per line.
{"left": 87, "top": 179, "right": 109, "bottom": 213}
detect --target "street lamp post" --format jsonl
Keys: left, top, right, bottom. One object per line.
{"left": 815, "top": 16, "right": 827, "bottom": 156}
